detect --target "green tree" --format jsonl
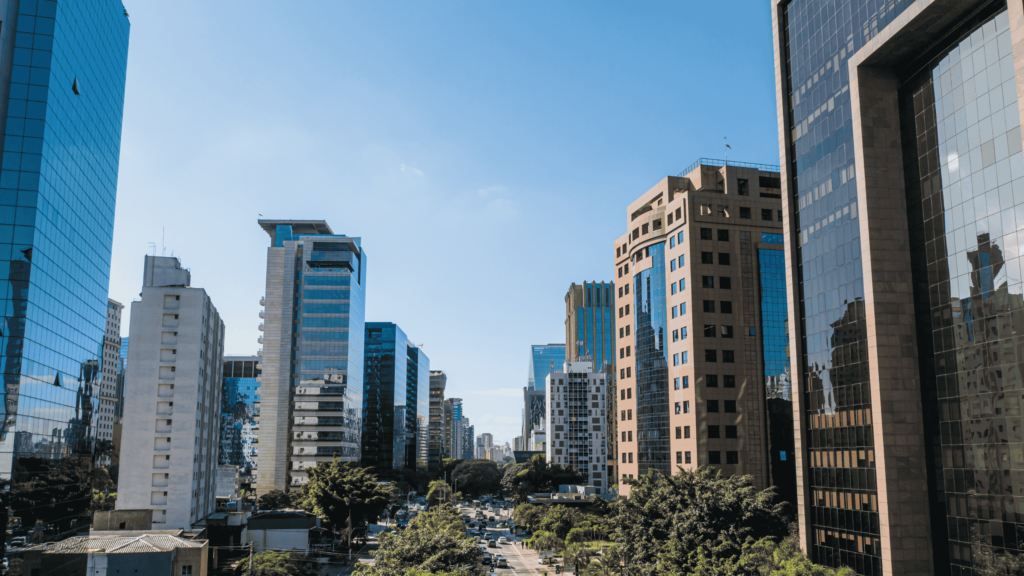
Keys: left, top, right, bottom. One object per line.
{"left": 236, "top": 550, "right": 318, "bottom": 576}
{"left": 359, "top": 504, "right": 481, "bottom": 575}
{"left": 614, "top": 466, "right": 791, "bottom": 576}
{"left": 528, "top": 530, "right": 563, "bottom": 553}
{"left": 565, "top": 543, "right": 594, "bottom": 575}
{"left": 691, "top": 537, "right": 854, "bottom": 576}
{"left": 584, "top": 545, "right": 623, "bottom": 576}
{"left": 90, "top": 489, "right": 116, "bottom": 512}
{"left": 257, "top": 489, "right": 292, "bottom": 510}
{"left": 501, "top": 454, "right": 585, "bottom": 503}
{"left": 439, "top": 458, "right": 463, "bottom": 481}
{"left": 297, "top": 459, "right": 395, "bottom": 541}
{"left": 538, "top": 506, "right": 584, "bottom": 540}
{"left": 450, "top": 459, "right": 502, "bottom": 498}
{"left": 512, "top": 503, "right": 544, "bottom": 530}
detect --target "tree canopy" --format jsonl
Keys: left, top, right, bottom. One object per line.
{"left": 614, "top": 466, "right": 797, "bottom": 576}
{"left": 500, "top": 454, "right": 585, "bottom": 503}
{"left": 257, "top": 489, "right": 293, "bottom": 510}
{"left": 294, "top": 459, "right": 395, "bottom": 532}
{"left": 450, "top": 459, "right": 501, "bottom": 498}
{"left": 236, "top": 550, "right": 318, "bottom": 576}
{"left": 360, "top": 504, "right": 481, "bottom": 576}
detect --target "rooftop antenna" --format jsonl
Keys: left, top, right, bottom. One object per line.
{"left": 724, "top": 136, "right": 731, "bottom": 166}
{"left": 162, "top": 227, "right": 166, "bottom": 257}
{"left": 147, "top": 242, "right": 156, "bottom": 256}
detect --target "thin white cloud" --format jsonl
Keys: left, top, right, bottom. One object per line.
{"left": 400, "top": 163, "right": 425, "bottom": 177}
{"left": 477, "top": 185, "right": 505, "bottom": 197}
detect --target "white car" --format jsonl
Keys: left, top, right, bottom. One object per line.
{"left": 498, "top": 536, "right": 508, "bottom": 544}
{"left": 496, "top": 556, "right": 508, "bottom": 568}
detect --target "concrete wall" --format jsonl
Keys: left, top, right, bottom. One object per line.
{"left": 244, "top": 529, "right": 309, "bottom": 552}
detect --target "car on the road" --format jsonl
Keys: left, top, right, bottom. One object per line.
{"left": 495, "top": 555, "right": 508, "bottom": 568}
{"left": 498, "top": 536, "right": 508, "bottom": 544}
{"left": 487, "top": 540, "right": 497, "bottom": 548}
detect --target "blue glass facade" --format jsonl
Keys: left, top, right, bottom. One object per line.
{"left": 0, "top": 0, "right": 128, "bottom": 487}
{"left": 759, "top": 247, "right": 795, "bottom": 505}
{"left": 634, "top": 242, "right": 668, "bottom": 475}
{"left": 361, "top": 322, "right": 429, "bottom": 472}
{"left": 220, "top": 357, "right": 261, "bottom": 474}
{"left": 566, "top": 281, "right": 615, "bottom": 372}
{"left": 528, "top": 344, "right": 565, "bottom": 391}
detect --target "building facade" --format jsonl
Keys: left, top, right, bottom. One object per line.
{"left": 255, "top": 220, "right": 366, "bottom": 493}
{"left": 427, "top": 370, "right": 446, "bottom": 472}
{"left": 613, "top": 162, "right": 789, "bottom": 499}
{"left": 116, "top": 256, "right": 225, "bottom": 528}
{"left": 443, "top": 397, "right": 462, "bottom": 459}
{"left": 476, "top": 433, "right": 493, "bottom": 459}
{"left": 546, "top": 361, "right": 608, "bottom": 492}
{"left": 98, "top": 299, "right": 123, "bottom": 442}
{"left": 0, "top": 0, "right": 130, "bottom": 485}
{"left": 220, "top": 356, "right": 260, "bottom": 481}
{"left": 416, "top": 415, "right": 428, "bottom": 469}
{"left": 361, "top": 322, "right": 429, "bottom": 472}
{"left": 528, "top": 344, "right": 566, "bottom": 391}
{"left": 772, "top": 1, "right": 1024, "bottom": 574}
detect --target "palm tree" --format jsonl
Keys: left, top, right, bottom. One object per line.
{"left": 565, "top": 543, "right": 594, "bottom": 575}
{"left": 588, "top": 546, "right": 623, "bottom": 576}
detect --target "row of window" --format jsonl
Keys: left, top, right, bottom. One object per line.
{"left": 675, "top": 399, "right": 738, "bottom": 414}
{"left": 701, "top": 228, "right": 731, "bottom": 241}
{"left": 673, "top": 348, "right": 741, "bottom": 364}
{"left": 675, "top": 451, "right": 740, "bottom": 464}
{"left": 702, "top": 252, "right": 731, "bottom": 265}
{"left": 702, "top": 276, "right": 732, "bottom": 289}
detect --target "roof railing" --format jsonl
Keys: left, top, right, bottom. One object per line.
{"left": 678, "top": 157, "right": 780, "bottom": 177}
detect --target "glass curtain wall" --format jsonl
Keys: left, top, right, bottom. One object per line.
{"left": 634, "top": 243, "right": 669, "bottom": 474}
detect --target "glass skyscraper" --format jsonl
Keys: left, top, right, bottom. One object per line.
{"left": 0, "top": 0, "right": 129, "bottom": 489}
{"left": 565, "top": 281, "right": 616, "bottom": 371}
{"left": 528, "top": 344, "right": 565, "bottom": 391}
{"left": 361, "top": 322, "right": 429, "bottom": 472}
{"left": 220, "top": 356, "right": 261, "bottom": 478}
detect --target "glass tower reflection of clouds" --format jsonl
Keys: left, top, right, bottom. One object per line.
{"left": 0, "top": 0, "right": 129, "bottom": 479}
{"left": 528, "top": 344, "right": 565, "bottom": 391}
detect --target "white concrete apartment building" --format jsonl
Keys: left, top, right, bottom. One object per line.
{"left": 545, "top": 360, "right": 608, "bottom": 492}
{"left": 116, "top": 256, "right": 225, "bottom": 529}
{"left": 98, "top": 299, "right": 123, "bottom": 442}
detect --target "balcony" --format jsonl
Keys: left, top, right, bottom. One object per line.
{"left": 260, "top": 297, "right": 266, "bottom": 306}
{"left": 258, "top": 324, "right": 264, "bottom": 332}
{"left": 257, "top": 349, "right": 262, "bottom": 357}
{"left": 258, "top": 337, "right": 264, "bottom": 344}
{"left": 259, "top": 311, "right": 265, "bottom": 319}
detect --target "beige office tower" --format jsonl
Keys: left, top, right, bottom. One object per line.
{"left": 116, "top": 256, "right": 225, "bottom": 529}
{"left": 255, "top": 220, "right": 366, "bottom": 494}
{"left": 546, "top": 361, "right": 608, "bottom": 492}
{"left": 98, "top": 299, "right": 124, "bottom": 442}
{"left": 613, "top": 161, "right": 789, "bottom": 498}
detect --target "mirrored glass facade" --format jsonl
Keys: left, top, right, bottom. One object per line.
{"left": 220, "top": 356, "right": 260, "bottom": 475}
{"left": 634, "top": 242, "right": 669, "bottom": 475}
{"left": 528, "top": 344, "right": 565, "bottom": 391}
{"left": 760, "top": 246, "right": 795, "bottom": 504}
{"left": 0, "top": 0, "right": 129, "bottom": 500}
{"left": 565, "top": 281, "right": 616, "bottom": 372}
{"left": 361, "top": 322, "right": 429, "bottom": 473}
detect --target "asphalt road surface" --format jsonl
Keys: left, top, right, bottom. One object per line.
{"left": 459, "top": 505, "right": 565, "bottom": 576}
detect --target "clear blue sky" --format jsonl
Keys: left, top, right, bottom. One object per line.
{"left": 112, "top": 1, "right": 779, "bottom": 446}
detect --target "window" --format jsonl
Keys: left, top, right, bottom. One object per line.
{"left": 682, "top": 376, "right": 689, "bottom": 388}
{"left": 709, "top": 451, "right": 721, "bottom": 464}
{"left": 622, "top": 453, "right": 627, "bottom": 463}
{"left": 625, "top": 284, "right": 629, "bottom": 295}
{"left": 670, "top": 237, "right": 676, "bottom": 248}
{"left": 718, "top": 253, "right": 730, "bottom": 265}
{"left": 642, "top": 223, "right": 649, "bottom": 234}
{"left": 620, "top": 390, "right": 625, "bottom": 400}
{"left": 677, "top": 231, "right": 684, "bottom": 244}
{"left": 619, "top": 307, "right": 623, "bottom": 318}
{"left": 622, "top": 432, "right": 627, "bottom": 442}
{"left": 720, "top": 301, "right": 733, "bottom": 313}
{"left": 671, "top": 283, "right": 677, "bottom": 295}
{"left": 701, "top": 252, "right": 714, "bottom": 264}
{"left": 717, "top": 229, "right": 729, "bottom": 241}
{"left": 671, "top": 259, "right": 677, "bottom": 272}
{"left": 182, "top": 568, "right": 193, "bottom": 576}
{"left": 778, "top": 210, "right": 783, "bottom": 221}
{"left": 706, "top": 374, "right": 718, "bottom": 387}
{"left": 725, "top": 400, "right": 736, "bottom": 413}
{"left": 681, "top": 327, "right": 688, "bottom": 339}
{"left": 672, "top": 306, "right": 678, "bottom": 319}
{"left": 675, "top": 402, "right": 682, "bottom": 414}
{"left": 676, "top": 451, "right": 683, "bottom": 464}
{"left": 679, "top": 279, "right": 686, "bottom": 291}
{"left": 628, "top": 409, "right": 633, "bottom": 420}
{"left": 621, "top": 410, "right": 626, "bottom": 421}
{"left": 724, "top": 375, "right": 735, "bottom": 388}
{"left": 618, "top": 266, "right": 623, "bottom": 277}
{"left": 708, "top": 400, "right": 719, "bottom": 412}
{"left": 704, "top": 324, "right": 717, "bottom": 338}
{"left": 680, "top": 303, "right": 687, "bottom": 315}
{"left": 705, "top": 349, "right": 717, "bottom": 362}
{"left": 620, "top": 348, "right": 625, "bottom": 359}
{"left": 627, "top": 367, "right": 631, "bottom": 377}
{"left": 628, "top": 431, "right": 633, "bottom": 441}
{"left": 625, "top": 304, "right": 630, "bottom": 315}
{"left": 685, "top": 451, "right": 692, "bottom": 464}
{"left": 684, "top": 426, "right": 691, "bottom": 439}
{"left": 721, "top": 326, "right": 734, "bottom": 338}
{"left": 618, "top": 287, "right": 623, "bottom": 298}
{"left": 762, "top": 209, "right": 773, "bottom": 221}
{"left": 719, "top": 277, "right": 731, "bottom": 289}
{"left": 740, "top": 207, "right": 751, "bottom": 219}
{"left": 626, "top": 346, "right": 631, "bottom": 357}
{"left": 682, "top": 351, "right": 688, "bottom": 364}
{"left": 702, "top": 276, "right": 714, "bottom": 288}
{"left": 675, "top": 426, "right": 682, "bottom": 439}
{"left": 703, "top": 300, "right": 715, "bottom": 313}
{"left": 626, "top": 325, "right": 630, "bottom": 335}
{"left": 673, "top": 353, "right": 679, "bottom": 366}
{"left": 674, "top": 377, "right": 680, "bottom": 390}
{"left": 683, "top": 401, "right": 690, "bottom": 413}
{"left": 723, "top": 350, "right": 735, "bottom": 363}
{"left": 627, "top": 388, "right": 632, "bottom": 399}
{"left": 700, "top": 228, "right": 713, "bottom": 240}
{"left": 749, "top": 326, "right": 756, "bottom": 336}
{"left": 708, "top": 425, "right": 720, "bottom": 438}
{"left": 678, "top": 255, "right": 685, "bottom": 267}
{"left": 737, "top": 178, "right": 749, "bottom": 195}
{"left": 672, "top": 329, "right": 679, "bottom": 342}
{"left": 726, "top": 451, "right": 739, "bottom": 464}
{"left": 619, "top": 368, "right": 625, "bottom": 379}
{"left": 726, "top": 425, "right": 738, "bottom": 439}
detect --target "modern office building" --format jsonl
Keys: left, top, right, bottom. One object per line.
{"left": 361, "top": 322, "right": 429, "bottom": 472}
{"left": 116, "top": 256, "right": 225, "bottom": 528}
{"left": 443, "top": 397, "right": 462, "bottom": 459}
{"left": 521, "top": 388, "right": 546, "bottom": 455}
{"left": 772, "top": 1, "right": 1024, "bottom": 574}
{"left": 98, "top": 299, "right": 123, "bottom": 442}
{"left": 416, "top": 415, "right": 428, "bottom": 469}
{"left": 613, "top": 161, "right": 789, "bottom": 498}
{"left": 476, "top": 433, "right": 493, "bottom": 459}
{"left": 546, "top": 360, "right": 608, "bottom": 492}
{"left": 0, "top": 1, "right": 130, "bottom": 486}
{"left": 462, "top": 420, "right": 474, "bottom": 460}
{"left": 528, "top": 344, "right": 566, "bottom": 391}
{"left": 220, "top": 356, "right": 260, "bottom": 481}
{"left": 255, "top": 220, "right": 366, "bottom": 493}
{"left": 428, "top": 370, "right": 446, "bottom": 472}
{"left": 565, "top": 282, "right": 618, "bottom": 491}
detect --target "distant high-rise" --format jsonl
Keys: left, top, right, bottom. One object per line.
{"left": 443, "top": 398, "right": 462, "bottom": 459}
{"left": 98, "top": 299, "right": 124, "bottom": 442}
{"left": 220, "top": 356, "right": 260, "bottom": 479}
{"left": 361, "top": 322, "right": 429, "bottom": 472}
{"left": 546, "top": 361, "right": 608, "bottom": 492}
{"left": 565, "top": 283, "right": 616, "bottom": 371}
{"left": 427, "top": 371, "right": 446, "bottom": 472}
{"left": 0, "top": 0, "right": 130, "bottom": 484}
{"left": 255, "top": 220, "right": 366, "bottom": 493}
{"left": 416, "top": 415, "right": 428, "bottom": 470}
{"left": 528, "top": 344, "right": 566, "bottom": 391}
{"left": 116, "top": 256, "right": 225, "bottom": 528}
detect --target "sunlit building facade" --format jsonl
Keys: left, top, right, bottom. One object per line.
{"left": 528, "top": 344, "right": 566, "bottom": 391}
{"left": 220, "top": 356, "right": 260, "bottom": 478}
